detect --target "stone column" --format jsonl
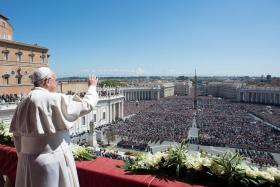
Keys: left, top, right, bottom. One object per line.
{"left": 250, "top": 92, "right": 253, "bottom": 103}
{"left": 121, "top": 101, "right": 124, "bottom": 119}
{"left": 267, "top": 93, "right": 270, "bottom": 104}
{"left": 110, "top": 104, "right": 113, "bottom": 123}
{"left": 118, "top": 102, "right": 121, "bottom": 119}
{"left": 132, "top": 91, "right": 135, "bottom": 101}
{"left": 132, "top": 91, "right": 134, "bottom": 100}
{"left": 240, "top": 92, "right": 244, "bottom": 102}
{"left": 113, "top": 103, "right": 115, "bottom": 122}
{"left": 110, "top": 103, "right": 112, "bottom": 122}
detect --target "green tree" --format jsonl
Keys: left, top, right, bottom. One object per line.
{"left": 104, "top": 128, "right": 116, "bottom": 145}
{"left": 98, "top": 80, "right": 126, "bottom": 87}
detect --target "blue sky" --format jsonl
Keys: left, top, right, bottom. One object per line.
{"left": 1, "top": 0, "right": 280, "bottom": 77}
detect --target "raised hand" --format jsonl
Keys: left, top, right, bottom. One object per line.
{"left": 88, "top": 74, "right": 98, "bottom": 86}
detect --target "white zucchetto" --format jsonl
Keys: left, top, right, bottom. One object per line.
{"left": 32, "top": 67, "right": 53, "bottom": 83}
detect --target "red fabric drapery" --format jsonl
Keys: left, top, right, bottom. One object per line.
{"left": 0, "top": 144, "right": 202, "bottom": 187}
{"left": 0, "top": 145, "right": 17, "bottom": 181}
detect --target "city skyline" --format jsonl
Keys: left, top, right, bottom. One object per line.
{"left": 1, "top": 0, "right": 280, "bottom": 77}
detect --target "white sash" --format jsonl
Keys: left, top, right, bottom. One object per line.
{"left": 20, "top": 130, "right": 71, "bottom": 154}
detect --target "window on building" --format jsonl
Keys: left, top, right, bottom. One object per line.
{"left": 17, "top": 77, "right": 22, "bottom": 84}
{"left": 3, "top": 33, "right": 7, "bottom": 39}
{"left": 16, "top": 69, "right": 22, "bottom": 85}
{"left": 103, "top": 112, "right": 106, "bottom": 120}
{"left": 2, "top": 74, "right": 9, "bottom": 85}
{"left": 93, "top": 114, "right": 97, "bottom": 122}
{"left": 2, "top": 52, "right": 8, "bottom": 61}
{"left": 16, "top": 53, "right": 22, "bottom": 62}
{"left": 41, "top": 54, "right": 46, "bottom": 63}
{"left": 29, "top": 75, "right": 33, "bottom": 84}
{"left": 29, "top": 55, "right": 34, "bottom": 63}
{"left": 17, "top": 74, "right": 22, "bottom": 84}
{"left": 82, "top": 116, "right": 86, "bottom": 126}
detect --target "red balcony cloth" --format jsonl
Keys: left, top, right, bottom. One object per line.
{"left": 0, "top": 144, "right": 202, "bottom": 187}
{"left": 76, "top": 157, "right": 201, "bottom": 187}
{"left": 0, "top": 144, "right": 17, "bottom": 181}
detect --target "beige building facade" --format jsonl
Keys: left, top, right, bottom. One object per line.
{"left": 160, "top": 83, "right": 175, "bottom": 98}
{"left": 174, "top": 80, "right": 192, "bottom": 96}
{"left": 0, "top": 15, "right": 49, "bottom": 94}
{"left": 205, "top": 81, "right": 243, "bottom": 101}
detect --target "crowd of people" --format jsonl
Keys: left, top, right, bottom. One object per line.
{"left": 93, "top": 95, "right": 280, "bottom": 166}
{"left": 94, "top": 149, "right": 133, "bottom": 161}
{"left": 117, "top": 139, "right": 148, "bottom": 151}
{"left": 246, "top": 105, "right": 280, "bottom": 128}
{"left": 0, "top": 93, "right": 21, "bottom": 103}
{"left": 196, "top": 98, "right": 280, "bottom": 153}
{"left": 123, "top": 100, "right": 158, "bottom": 116}
{"left": 111, "top": 96, "right": 194, "bottom": 145}
{"left": 236, "top": 149, "right": 278, "bottom": 167}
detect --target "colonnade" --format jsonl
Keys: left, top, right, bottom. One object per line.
{"left": 122, "top": 89, "right": 160, "bottom": 101}
{"left": 238, "top": 87, "right": 280, "bottom": 105}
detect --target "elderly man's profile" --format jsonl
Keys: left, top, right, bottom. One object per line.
{"left": 9, "top": 67, "right": 99, "bottom": 187}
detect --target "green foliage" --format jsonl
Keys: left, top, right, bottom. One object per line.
{"left": 72, "top": 144, "right": 96, "bottom": 161}
{"left": 0, "top": 122, "right": 14, "bottom": 147}
{"left": 104, "top": 128, "right": 116, "bottom": 145}
{"left": 176, "top": 76, "right": 189, "bottom": 80}
{"left": 164, "top": 140, "right": 188, "bottom": 178}
{"left": 98, "top": 80, "right": 126, "bottom": 87}
{"left": 120, "top": 141, "right": 280, "bottom": 186}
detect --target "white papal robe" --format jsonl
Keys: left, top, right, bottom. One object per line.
{"left": 9, "top": 86, "right": 98, "bottom": 187}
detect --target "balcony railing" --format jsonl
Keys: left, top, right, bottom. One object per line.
{"left": 0, "top": 144, "right": 199, "bottom": 187}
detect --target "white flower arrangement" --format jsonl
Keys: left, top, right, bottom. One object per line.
{"left": 71, "top": 144, "right": 96, "bottom": 161}
{"left": 0, "top": 122, "right": 14, "bottom": 146}
{"left": 122, "top": 141, "right": 280, "bottom": 186}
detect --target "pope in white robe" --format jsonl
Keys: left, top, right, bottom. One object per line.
{"left": 9, "top": 67, "right": 99, "bottom": 187}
